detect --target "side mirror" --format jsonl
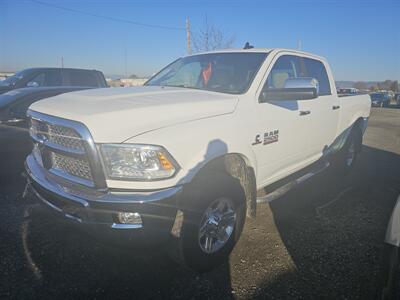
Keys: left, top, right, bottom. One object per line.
{"left": 260, "top": 77, "right": 319, "bottom": 102}
{"left": 26, "top": 81, "right": 39, "bottom": 88}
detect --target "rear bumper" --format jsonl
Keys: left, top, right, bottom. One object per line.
{"left": 25, "top": 154, "right": 182, "bottom": 245}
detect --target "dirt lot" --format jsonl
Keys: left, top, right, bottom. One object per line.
{"left": 1, "top": 107, "right": 399, "bottom": 299}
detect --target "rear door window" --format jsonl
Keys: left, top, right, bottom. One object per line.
{"left": 64, "top": 70, "right": 100, "bottom": 87}
{"left": 303, "top": 58, "right": 331, "bottom": 96}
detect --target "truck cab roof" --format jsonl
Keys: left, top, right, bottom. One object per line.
{"left": 190, "top": 48, "right": 326, "bottom": 61}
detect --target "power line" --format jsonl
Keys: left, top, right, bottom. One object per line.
{"left": 28, "top": 0, "right": 185, "bottom": 31}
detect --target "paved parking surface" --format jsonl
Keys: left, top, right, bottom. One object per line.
{"left": 1, "top": 107, "right": 399, "bottom": 299}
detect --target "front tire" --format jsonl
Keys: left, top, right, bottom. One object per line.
{"left": 170, "top": 172, "right": 246, "bottom": 272}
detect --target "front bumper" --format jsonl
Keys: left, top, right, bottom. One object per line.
{"left": 25, "top": 154, "right": 182, "bottom": 245}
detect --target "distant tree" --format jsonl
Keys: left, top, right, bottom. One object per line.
{"left": 353, "top": 81, "right": 367, "bottom": 91}
{"left": 129, "top": 74, "right": 138, "bottom": 79}
{"left": 369, "top": 85, "right": 378, "bottom": 92}
{"left": 192, "top": 16, "right": 235, "bottom": 53}
{"left": 390, "top": 80, "right": 398, "bottom": 92}
{"left": 378, "top": 80, "right": 394, "bottom": 91}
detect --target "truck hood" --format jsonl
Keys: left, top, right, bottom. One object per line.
{"left": 30, "top": 86, "right": 239, "bottom": 143}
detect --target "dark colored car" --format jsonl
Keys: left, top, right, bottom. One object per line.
{"left": 0, "top": 68, "right": 107, "bottom": 94}
{"left": 370, "top": 92, "right": 391, "bottom": 107}
{"left": 0, "top": 86, "right": 94, "bottom": 175}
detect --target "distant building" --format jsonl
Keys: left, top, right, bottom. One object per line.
{"left": 0, "top": 72, "right": 15, "bottom": 81}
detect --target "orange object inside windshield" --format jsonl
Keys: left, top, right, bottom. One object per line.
{"left": 202, "top": 63, "right": 212, "bottom": 86}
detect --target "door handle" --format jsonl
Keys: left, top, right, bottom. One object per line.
{"left": 299, "top": 110, "right": 311, "bottom": 116}
{"left": 332, "top": 105, "right": 340, "bottom": 110}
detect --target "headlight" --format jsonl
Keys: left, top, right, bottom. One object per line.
{"left": 100, "top": 144, "right": 178, "bottom": 181}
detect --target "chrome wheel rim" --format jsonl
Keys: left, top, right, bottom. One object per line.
{"left": 198, "top": 197, "right": 236, "bottom": 254}
{"left": 346, "top": 140, "right": 356, "bottom": 167}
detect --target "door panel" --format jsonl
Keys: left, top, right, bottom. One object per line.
{"left": 253, "top": 100, "right": 312, "bottom": 186}
{"left": 254, "top": 55, "right": 314, "bottom": 186}
{"left": 301, "top": 58, "right": 339, "bottom": 156}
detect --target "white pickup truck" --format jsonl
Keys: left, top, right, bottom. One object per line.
{"left": 25, "top": 48, "right": 371, "bottom": 271}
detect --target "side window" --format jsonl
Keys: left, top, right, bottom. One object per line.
{"left": 303, "top": 58, "right": 331, "bottom": 96}
{"left": 30, "top": 70, "right": 62, "bottom": 86}
{"left": 30, "top": 73, "right": 45, "bottom": 86}
{"left": 67, "top": 70, "right": 99, "bottom": 87}
{"left": 264, "top": 55, "right": 304, "bottom": 89}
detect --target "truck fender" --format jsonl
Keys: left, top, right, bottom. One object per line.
{"left": 328, "top": 117, "right": 367, "bottom": 156}
{"left": 180, "top": 152, "right": 258, "bottom": 219}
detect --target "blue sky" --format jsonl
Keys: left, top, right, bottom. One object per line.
{"left": 0, "top": 0, "right": 399, "bottom": 81}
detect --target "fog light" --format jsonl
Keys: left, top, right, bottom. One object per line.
{"left": 117, "top": 212, "right": 142, "bottom": 225}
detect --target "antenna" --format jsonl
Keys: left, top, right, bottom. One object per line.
{"left": 243, "top": 42, "right": 254, "bottom": 49}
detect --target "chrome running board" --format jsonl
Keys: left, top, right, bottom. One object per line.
{"left": 256, "top": 161, "right": 330, "bottom": 204}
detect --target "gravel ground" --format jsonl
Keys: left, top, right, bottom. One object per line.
{"left": 0, "top": 107, "right": 399, "bottom": 299}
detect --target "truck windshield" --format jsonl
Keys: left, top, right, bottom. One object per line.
{"left": 146, "top": 52, "right": 268, "bottom": 94}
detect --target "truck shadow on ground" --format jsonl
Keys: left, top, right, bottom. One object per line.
{"left": 1, "top": 145, "right": 400, "bottom": 299}
{"left": 246, "top": 145, "right": 400, "bottom": 299}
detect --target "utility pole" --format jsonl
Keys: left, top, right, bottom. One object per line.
{"left": 186, "top": 17, "right": 191, "bottom": 55}
{"left": 124, "top": 46, "right": 127, "bottom": 79}
{"left": 61, "top": 56, "right": 64, "bottom": 68}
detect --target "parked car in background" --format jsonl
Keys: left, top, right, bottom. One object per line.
{"left": 0, "top": 68, "right": 107, "bottom": 94}
{"left": 380, "top": 194, "right": 400, "bottom": 300}
{"left": 370, "top": 92, "right": 391, "bottom": 107}
{"left": 388, "top": 91, "right": 395, "bottom": 102}
{"left": 0, "top": 86, "right": 95, "bottom": 173}
{"left": 25, "top": 48, "right": 371, "bottom": 271}
{"left": 337, "top": 88, "right": 359, "bottom": 95}
{"left": 395, "top": 93, "right": 400, "bottom": 106}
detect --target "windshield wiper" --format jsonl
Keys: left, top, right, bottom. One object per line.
{"left": 162, "top": 84, "right": 191, "bottom": 88}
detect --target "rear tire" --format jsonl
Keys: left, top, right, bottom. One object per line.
{"left": 330, "top": 128, "right": 362, "bottom": 175}
{"left": 170, "top": 172, "right": 246, "bottom": 272}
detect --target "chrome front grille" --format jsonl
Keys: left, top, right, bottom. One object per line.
{"left": 48, "top": 124, "right": 85, "bottom": 152}
{"left": 28, "top": 112, "right": 106, "bottom": 188}
{"left": 50, "top": 152, "right": 93, "bottom": 181}
{"left": 31, "top": 119, "right": 85, "bottom": 152}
